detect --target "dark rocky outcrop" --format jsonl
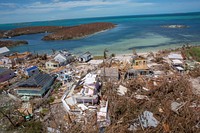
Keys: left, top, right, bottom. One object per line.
{"left": 0, "top": 40, "right": 28, "bottom": 47}
{"left": 42, "top": 22, "right": 116, "bottom": 40}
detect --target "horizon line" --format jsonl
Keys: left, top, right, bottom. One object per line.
{"left": 0, "top": 11, "right": 200, "bottom": 25}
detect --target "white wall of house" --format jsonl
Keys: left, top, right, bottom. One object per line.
{"left": 79, "top": 55, "right": 92, "bottom": 62}
{"left": 45, "top": 61, "right": 60, "bottom": 69}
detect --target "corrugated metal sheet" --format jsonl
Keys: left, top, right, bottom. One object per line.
{"left": 18, "top": 73, "right": 54, "bottom": 87}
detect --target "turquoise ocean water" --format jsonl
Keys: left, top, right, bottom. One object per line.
{"left": 0, "top": 12, "right": 200, "bottom": 55}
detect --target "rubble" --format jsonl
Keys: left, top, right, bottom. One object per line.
{"left": 171, "top": 102, "right": 186, "bottom": 114}
{"left": 117, "top": 85, "right": 127, "bottom": 96}
{"left": 134, "top": 95, "right": 149, "bottom": 100}
{"left": 139, "top": 111, "right": 159, "bottom": 128}
{"left": 1, "top": 46, "right": 200, "bottom": 132}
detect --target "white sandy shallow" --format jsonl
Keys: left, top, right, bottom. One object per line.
{"left": 72, "top": 32, "right": 190, "bottom": 56}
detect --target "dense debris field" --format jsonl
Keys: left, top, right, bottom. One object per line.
{"left": 0, "top": 46, "right": 200, "bottom": 133}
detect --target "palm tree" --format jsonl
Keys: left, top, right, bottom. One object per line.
{"left": 104, "top": 48, "right": 109, "bottom": 59}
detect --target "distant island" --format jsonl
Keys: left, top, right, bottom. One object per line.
{"left": 0, "top": 22, "right": 115, "bottom": 41}
{"left": 0, "top": 40, "right": 28, "bottom": 47}
{"left": 0, "top": 22, "right": 115, "bottom": 47}
{"left": 42, "top": 22, "right": 115, "bottom": 40}
{"left": 161, "top": 25, "right": 189, "bottom": 28}
{"left": 1, "top": 26, "right": 65, "bottom": 38}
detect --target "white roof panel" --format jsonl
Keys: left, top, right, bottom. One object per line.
{"left": 172, "top": 59, "right": 183, "bottom": 64}
{"left": 168, "top": 54, "right": 183, "bottom": 60}
{"left": 0, "top": 47, "right": 10, "bottom": 54}
{"left": 176, "top": 67, "right": 184, "bottom": 71}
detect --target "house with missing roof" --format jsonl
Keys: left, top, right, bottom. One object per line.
{"left": 45, "top": 50, "right": 75, "bottom": 69}
{"left": 8, "top": 52, "right": 32, "bottom": 64}
{"left": 168, "top": 53, "right": 184, "bottom": 72}
{"left": 0, "top": 67, "right": 15, "bottom": 83}
{"left": 24, "top": 66, "right": 39, "bottom": 77}
{"left": 100, "top": 67, "right": 119, "bottom": 81}
{"left": 61, "top": 72, "right": 110, "bottom": 127}
{"left": 78, "top": 52, "right": 93, "bottom": 62}
{"left": 62, "top": 73, "right": 100, "bottom": 113}
{"left": 126, "top": 56, "right": 151, "bottom": 79}
{"left": 55, "top": 68, "right": 73, "bottom": 83}
{"left": 16, "top": 73, "right": 55, "bottom": 97}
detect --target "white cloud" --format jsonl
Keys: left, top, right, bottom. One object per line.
{"left": 0, "top": 3, "right": 17, "bottom": 8}
{"left": 0, "top": 0, "right": 155, "bottom": 22}
{"left": 0, "top": 0, "right": 154, "bottom": 14}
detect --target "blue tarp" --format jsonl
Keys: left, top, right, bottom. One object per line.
{"left": 26, "top": 66, "right": 38, "bottom": 72}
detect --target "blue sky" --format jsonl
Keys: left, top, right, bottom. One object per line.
{"left": 0, "top": 0, "right": 200, "bottom": 24}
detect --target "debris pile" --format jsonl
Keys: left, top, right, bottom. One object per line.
{"left": 105, "top": 76, "right": 200, "bottom": 132}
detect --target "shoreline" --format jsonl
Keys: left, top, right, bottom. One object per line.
{"left": 8, "top": 43, "right": 196, "bottom": 57}
{"left": 90, "top": 44, "right": 183, "bottom": 57}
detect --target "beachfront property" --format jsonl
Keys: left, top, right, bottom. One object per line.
{"left": 126, "top": 56, "right": 150, "bottom": 79}
{"left": 0, "top": 52, "right": 32, "bottom": 68}
{"left": 16, "top": 73, "right": 55, "bottom": 97}
{"left": 24, "top": 66, "right": 39, "bottom": 77}
{"left": 8, "top": 52, "right": 32, "bottom": 64}
{"left": 168, "top": 53, "right": 184, "bottom": 72}
{"left": 45, "top": 50, "right": 75, "bottom": 69}
{"left": 0, "top": 67, "right": 15, "bottom": 83}
{"left": 168, "top": 53, "right": 183, "bottom": 60}
{"left": 100, "top": 67, "right": 119, "bottom": 81}
{"left": 78, "top": 51, "right": 93, "bottom": 62}
{"left": 54, "top": 50, "right": 75, "bottom": 65}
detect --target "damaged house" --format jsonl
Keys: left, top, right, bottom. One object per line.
{"left": 62, "top": 73, "right": 101, "bottom": 113}
{"left": 24, "top": 66, "right": 40, "bottom": 77}
{"left": 100, "top": 67, "right": 119, "bottom": 81}
{"left": 16, "top": 73, "right": 55, "bottom": 97}
{"left": 78, "top": 52, "right": 93, "bottom": 62}
{"left": 55, "top": 68, "right": 73, "bottom": 83}
{"left": 168, "top": 53, "right": 184, "bottom": 72}
{"left": 46, "top": 50, "right": 75, "bottom": 69}
{"left": 8, "top": 52, "right": 32, "bottom": 64}
{"left": 126, "top": 56, "right": 151, "bottom": 79}
{"left": 0, "top": 56, "right": 13, "bottom": 68}
{"left": 0, "top": 47, "right": 13, "bottom": 68}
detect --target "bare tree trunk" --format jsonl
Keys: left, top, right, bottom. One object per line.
{"left": 0, "top": 110, "right": 15, "bottom": 127}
